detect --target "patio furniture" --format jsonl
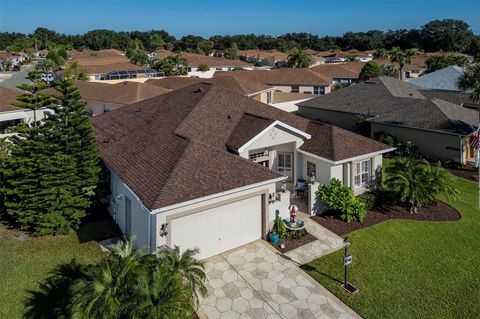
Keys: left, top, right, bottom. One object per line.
{"left": 295, "top": 179, "right": 308, "bottom": 202}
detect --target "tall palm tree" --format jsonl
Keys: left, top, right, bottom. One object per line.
{"left": 388, "top": 47, "right": 416, "bottom": 80}
{"left": 287, "top": 48, "right": 312, "bottom": 68}
{"left": 155, "top": 245, "right": 207, "bottom": 307}
{"left": 151, "top": 33, "right": 165, "bottom": 51}
{"left": 35, "top": 58, "right": 58, "bottom": 72}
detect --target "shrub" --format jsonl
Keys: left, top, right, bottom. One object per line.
{"left": 271, "top": 215, "right": 286, "bottom": 238}
{"left": 383, "top": 157, "right": 459, "bottom": 213}
{"left": 316, "top": 178, "right": 366, "bottom": 223}
{"left": 197, "top": 64, "right": 210, "bottom": 72}
{"left": 357, "top": 192, "right": 377, "bottom": 210}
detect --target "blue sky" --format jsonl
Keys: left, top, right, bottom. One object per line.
{"left": 0, "top": 0, "right": 479, "bottom": 36}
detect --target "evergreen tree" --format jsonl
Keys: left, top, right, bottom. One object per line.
{"left": 45, "top": 80, "right": 101, "bottom": 199}
{"left": 359, "top": 61, "right": 383, "bottom": 81}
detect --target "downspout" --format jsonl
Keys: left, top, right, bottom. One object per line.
{"left": 460, "top": 135, "right": 464, "bottom": 165}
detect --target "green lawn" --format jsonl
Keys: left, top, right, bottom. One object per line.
{"left": 303, "top": 175, "right": 480, "bottom": 319}
{"left": 0, "top": 214, "right": 118, "bottom": 319}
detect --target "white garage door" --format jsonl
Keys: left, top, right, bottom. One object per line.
{"left": 170, "top": 196, "right": 262, "bottom": 260}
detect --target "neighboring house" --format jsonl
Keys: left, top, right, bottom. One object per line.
{"left": 270, "top": 92, "right": 315, "bottom": 113}
{"left": 155, "top": 50, "right": 253, "bottom": 78}
{"left": 215, "top": 69, "right": 332, "bottom": 95}
{"left": 92, "top": 83, "right": 392, "bottom": 258}
{"left": 238, "top": 50, "right": 289, "bottom": 68}
{"left": 146, "top": 75, "right": 275, "bottom": 104}
{"left": 44, "top": 81, "right": 170, "bottom": 116}
{"left": 70, "top": 49, "right": 164, "bottom": 81}
{"left": 407, "top": 65, "right": 470, "bottom": 92}
{"left": 0, "top": 87, "right": 47, "bottom": 137}
{"left": 310, "top": 62, "right": 364, "bottom": 86}
{"left": 297, "top": 76, "right": 477, "bottom": 164}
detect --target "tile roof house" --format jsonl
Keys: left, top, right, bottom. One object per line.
{"left": 297, "top": 76, "right": 478, "bottom": 163}
{"left": 238, "top": 49, "right": 289, "bottom": 68}
{"left": 93, "top": 83, "right": 392, "bottom": 259}
{"left": 407, "top": 65, "right": 470, "bottom": 92}
{"left": 0, "top": 87, "right": 48, "bottom": 137}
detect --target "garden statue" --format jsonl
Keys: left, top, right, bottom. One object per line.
{"left": 289, "top": 205, "right": 298, "bottom": 223}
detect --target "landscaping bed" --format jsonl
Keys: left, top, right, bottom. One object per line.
{"left": 312, "top": 200, "right": 461, "bottom": 236}
{"left": 448, "top": 165, "right": 478, "bottom": 182}
{"left": 268, "top": 232, "right": 317, "bottom": 253}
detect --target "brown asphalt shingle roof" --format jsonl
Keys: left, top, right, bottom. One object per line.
{"left": 146, "top": 76, "right": 271, "bottom": 96}
{"left": 93, "top": 83, "right": 390, "bottom": 210}
{"left": 156, "top": 50, "right": 251, "bottom": 68}
{"left": 215, "top": 69, "right": 331, "bottom": 86}
{"left": 0, "top": 87, "right": 24, "bottom": 113}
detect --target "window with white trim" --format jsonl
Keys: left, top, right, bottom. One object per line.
{"left": 277, "top": 153, "right": 292, "bottom": 179}
{"left": 354, "top": 159, "right": 370, "bottom": 188}
{"left": 291, "top": 85, "right": 299, "bottom": 93}
{"left": 314, "top": 86, "right": 325, "bottom": 95}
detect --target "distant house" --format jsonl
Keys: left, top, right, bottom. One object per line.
{"left": 0, "top": 87, "right": 48, "bottom": 137}
{"left": 407, "top": 65, "right": 469, "bottom": 92}
{"left": 238, "top": 50, "right": 289, "bottom": 68}
{"left": 297, "top": 76, "right": 477, "bottom": 164}
{"left": 146, "top": 75, "right": 275, "bottom": 104}
{"left": 310, "top": 62, "right": 365, "bottom": 86}
{"left": 70, "top": 49, "right": 164, "bottom": 81}
{"left": 155, "top": 50, "right": 253, "bottom": 78}
{"left": 92, "top": 83, "right": 392, "bottom": 257}
{"left": 215, "top": 69, "right": 332, "bottom": 95}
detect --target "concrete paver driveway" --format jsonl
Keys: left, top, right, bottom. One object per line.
{"left": 198, "top": 240, "right": 360, "bottom": 319}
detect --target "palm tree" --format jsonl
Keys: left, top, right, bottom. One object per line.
{"left": 131, "top": 265, "right": 195, "bottom": 319}
{"left": 383, "top": 158, "right": 458, "bottom": 213}
{"left": 155, "top": 245, "right": 207, "bottom": 307}
{"left": 69, "top": 240, "right": 141, "bottom": 319}
{"left": 381, "top": 64, "right": 400, "bottom": 78}
{"left": 151, "top": 33, "right": 165, "bottom": 51}
{"left": 35, "top": 58, "right": 58, "bottom": 72}
{"left": 457, "top": 64, "right": 480, "bottom": 103}
{"left": 374, "top": 48, "right": 390, "bottom": 59}
{"left": 287, "top": 48, "right": 312, "bottom": 68}
{"left": 388, "top": 47, "right": 416, "bottom": 80}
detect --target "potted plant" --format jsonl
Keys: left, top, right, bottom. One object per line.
{"left": 269, "top": 215, "right": 286, "bottom": 245}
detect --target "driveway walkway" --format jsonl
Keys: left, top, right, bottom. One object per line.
{"left": 198, "top": 240, "right": 360, "bottom": 319}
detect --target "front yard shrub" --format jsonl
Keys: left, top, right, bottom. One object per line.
{"left": 197, "top": 64, "right": 210, "bottom": 72}
{"left": 316, "top": 178, "right": 366, "bottom": 223}
{"left": 286, "top": 228, "right": 307, "bottom": 239}
{"left": 357, "top": 192, "right": 377, "bottom": 210}
{"left": 383, "top": 157, "right": 459, "bottom": 213}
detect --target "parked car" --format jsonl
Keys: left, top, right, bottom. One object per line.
{"left": 12, "top": 64, "right": 21, "bottom": 71}
{"left": 40, "top": 72, "right": 57, "bottom": 83}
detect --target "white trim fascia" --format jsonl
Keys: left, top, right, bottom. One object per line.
{"left": 237, "top": 120, "right": 311, "bottom": 153}
{"left": 297, "top": 147, "right": 396, "bottom": 166}
{"left": 246, "top": 88, "right": 275, "bottom": 97}
{"left": 150, "top": 176, "right": 286, "bottom": 215}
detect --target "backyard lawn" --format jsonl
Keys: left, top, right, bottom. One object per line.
{"left": 0, "top": 210, "right": 118, "bottom": 319}
{"left": 303, "top": 175, "right": 480, "bottom": 319}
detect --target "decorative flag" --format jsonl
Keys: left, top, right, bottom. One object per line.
{"left": 471, "top": 126, "right": 480, "bottom": 150}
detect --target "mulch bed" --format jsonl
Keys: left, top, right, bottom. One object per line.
{"left": 448, "top": 165, "right": 478, "bottom": 182}
{"left": 268, "top": 232, "right": 317, "bottom": 253}
{"left": 311, "top": 201, "right": 461, "bottom": 236}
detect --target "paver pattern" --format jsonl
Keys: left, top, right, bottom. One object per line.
{"left": 198, "top": 240, "right": 360, "bottom": 319}
{"left": 284, "top": 213, "right": 344, "bottom": 265}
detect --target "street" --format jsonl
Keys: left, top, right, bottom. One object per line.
{"left": 0, "top": 63, "right": 34, "bottom": 90}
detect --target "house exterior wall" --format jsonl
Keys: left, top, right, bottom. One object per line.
{"left": 107, "top": 169, "right": 152, "bottom": 251}
{"left": 297, "top": 107, "right": 356, "bottom": 130}
{"left": 370, "top": 122, "right": 464, "bottom": 162}
{"left": 272, "top": 85, "right": 331, "bottom": 95}
{"left": 84, "top": 100, "right": 126, "bottom": 116}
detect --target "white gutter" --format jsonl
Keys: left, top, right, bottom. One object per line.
{"left": 297, "top": 147, "right": 396, "bottom": 166}
{"left": 237, "top": 120, "right": 311, "bottom": 153}
{"left": 150, "top": 176, "right": 286, "bottom": 215}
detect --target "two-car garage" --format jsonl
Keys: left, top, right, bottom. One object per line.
{"left": 169, "top": 195, "right": 264, "bottom": 260}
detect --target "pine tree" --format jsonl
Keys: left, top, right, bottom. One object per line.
{"left": 45, "top": 80, "right": 100, "bottom": 199}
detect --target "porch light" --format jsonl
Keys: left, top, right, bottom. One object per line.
{"left": 281, "top": 181, "right": 286, "bottom": 193}
{"left": 264, "top": 148, "right": 269, "bottom": 156}
{"left": 311, "top": 174, "right": 316, "bottom": 183}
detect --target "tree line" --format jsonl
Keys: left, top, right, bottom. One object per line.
{"left": 1, "top": 19, "right": 479, "bottom": 58}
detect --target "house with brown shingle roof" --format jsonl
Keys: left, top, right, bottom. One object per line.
{"left": 92, "top": 82, "right": 392, "bottom": 258}
{"left": 238, "top": 49, "right": 289, "bottom": 67}
{"left": 215, "top": 68, "right": 333, "bottom": 95}
{"left": 297, "top": 76, "right": 477, "bottom": 163}
{"left": 0, "top": 87, "right": 48, "bottom": 136}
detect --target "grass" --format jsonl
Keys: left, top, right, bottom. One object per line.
{"left": 0, "top": 209, "right": 119, "bottom": 319}
{"left": 303, "top": 175, "right": 480, "bottom": 319}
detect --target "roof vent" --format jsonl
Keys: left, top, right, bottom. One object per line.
{"left": 227, "top": 115, "right": 232, "bottom": 119}
{"left": 194, "top": 88, "right": 204, "bottom": 93}
{"left": 133, "top": 108, "right": 141, "bottom": 112}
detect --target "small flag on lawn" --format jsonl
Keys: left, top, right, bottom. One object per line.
{"left": 471, "top": 126, "right": 480, "bottom": 150}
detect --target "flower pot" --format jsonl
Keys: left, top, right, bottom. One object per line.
{"left": 269, "top": 233, "right": 279, "bottom": 245}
